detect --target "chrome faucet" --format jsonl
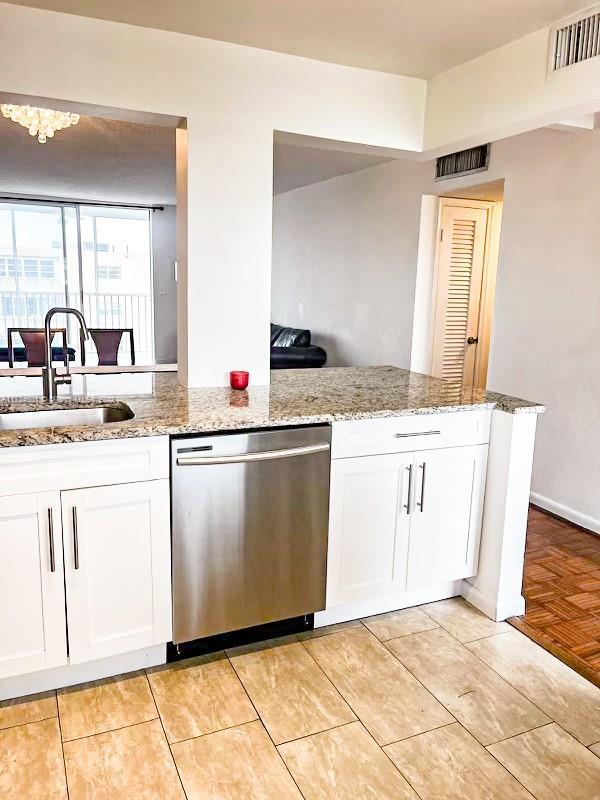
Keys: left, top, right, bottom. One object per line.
{"left": 42, "top": 307, "right": 90, "bottom": 401}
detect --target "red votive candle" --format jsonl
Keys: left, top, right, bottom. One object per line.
{"left": 230, "top": 370, "right": 249, "bottom": 390}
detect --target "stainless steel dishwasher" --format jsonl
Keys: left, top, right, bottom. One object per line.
{"left": 171, "top": 425, "right": 331, "bottom": 643}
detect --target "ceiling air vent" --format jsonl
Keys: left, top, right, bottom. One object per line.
{"left": 435, "top": 144, "right": 490, "bottom": 182}
{"left": 551, "top": 6, "right": 600, "bottom": 70}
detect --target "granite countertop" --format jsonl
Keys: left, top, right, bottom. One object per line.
{"left": 0, "top": 366, "right": 545, "bottom": 448}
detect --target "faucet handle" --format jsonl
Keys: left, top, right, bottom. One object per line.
{"left": 55, "top": 375, "right": 72, "bottom": 386}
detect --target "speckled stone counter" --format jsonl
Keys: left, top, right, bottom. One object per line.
{"left": 0, "top": 366, "right": 545, "bottom": 447}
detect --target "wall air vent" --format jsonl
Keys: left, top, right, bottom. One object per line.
{"left": 551, "top": 6, "right": 600, "bottom": 70}
{"left": 435, "top": 144, "right": 490, "bottom": 182}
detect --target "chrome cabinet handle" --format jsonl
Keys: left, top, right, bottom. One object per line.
{"left": 176, "top": 442, "right": 330, "bottom": 466}
{"left": 72, "top": 506, "right": 80, "bottom": 570}
{"left": 395, "top": 431, "right": 441, "bottom": 438}
{"left": 403, "top": 464, "right": 413, "bottom": 514}
{"left": 47, "top": 507, "right": 55, "bottom": 573}
{"left": 417, "top": 463, "right": 427, "bottom": 512}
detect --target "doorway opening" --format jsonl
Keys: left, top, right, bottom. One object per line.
{"left": 0, "top": 90, "right": 184, "bottom": 369}
{"left": 412, "top": 180, "right": 504, "bottom": 389}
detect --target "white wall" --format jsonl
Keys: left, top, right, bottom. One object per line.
{"left": 6, "top": 4, "right": 600, "bottom": 385}
{"left": 0, "top": 2, "right": 427, "bottom": 386}
{"left": 151, "top": 206, "right": 177, "bottom": 363}
{"left": 417, "top": 127, "right": 600, "bottom": 530}
{"left": 425, "top": 28, "right": 600, "bottom": 154}
{"left": 273, "top": 126, "right": 600, "bottom": 529}
{"left": 272, "top": 159, "right": 432, "bottom": 367}
{"left": 467, "top": 128, "right": 600, "bottom": 531}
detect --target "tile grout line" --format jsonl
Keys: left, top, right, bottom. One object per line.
{"left": 54, "top": 690, "right": 71, "bottom": 800}
{"left": 381, "top": 719, "right": 458, "bottom": 748}
{"left": 144, "top": 668, "right": 190, "bottom": 800}
{"left": 465, "top": 719, "right": 546, "bottom": 800}
{"left": 228, "top": 634, "right": 358, "bottom": 731}
{"left": 275, "top": 718, "right": 358, "bottom": 748}
{"left": 483, "top": 729, "right": 550, "bottom": 800}
{"left": 277, "top": 643, "right": 429, "bottom": 798}
{"left": 386, "top": 620, "right": 552, "bottom": 721}
{"left": 162, "top": 712, "right": 262, "bottom": 747}
{"left": 295, "top": 630, "right": 453, "bottom": 791}
{"left": 58, "top": 714, "right": 159, "bottom": 744}
{"left": 418, "top": 601, "right": 511, "bottom": 646}
{"left": 378, "top": 630, "right": 555, "bottom": 747}
{"left": 0, "top": 708, "right": 58, "bottom": 733}
{"left": 337, "top": 627, "right": 462, "bottom": 730}
{"left": 356, "top": 718, "right": 427, "bottom": 800}
{"left": 456, "top": 637, "right": 573, "bottom": 728}
{"left": 225, "top": 653, "right": 309, "bottom": 800}
{"left": 0, "top": 710, "right": 59, "bottom": 733}
{"left": 455, "top": 635, "right": 600, "bottom": 750}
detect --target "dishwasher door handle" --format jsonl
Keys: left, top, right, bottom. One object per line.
{"left": 176, "top": 442, "right": 330, "bottom": 466}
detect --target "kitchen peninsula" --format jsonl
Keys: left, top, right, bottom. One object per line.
{"left": 0, "top": 367, "right": 544, "bottom": 700}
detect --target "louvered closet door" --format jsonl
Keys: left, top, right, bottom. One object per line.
{"left": 431, "top": 205, "right": 488, "bottom": 386}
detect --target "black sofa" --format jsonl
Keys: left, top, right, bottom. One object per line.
{"left": 270, "top": 324, "right": 327, "bottom": 369}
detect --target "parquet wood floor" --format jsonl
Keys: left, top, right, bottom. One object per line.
{"left": 510, "top": 506, "right": 600, "bottom": 687}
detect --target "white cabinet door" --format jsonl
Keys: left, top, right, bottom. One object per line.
{"left": 0, "top": 492, "right": 67, "bottom": 678}
{"left": 62, "top": 479, "right": 171, "bottom": 664}
{"left": 406, "top": 445, "right": 487, "bottom": 589}
{"left": 327, "top": 453, "right": 412, "bottom": 607}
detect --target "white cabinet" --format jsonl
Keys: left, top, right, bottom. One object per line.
{"left": 327, "top": 453, "right": 412, "bottom": 607}
{"left": 0, "top": 436, "right": 172, "bottom": 682}
{"left": 327, "top": 435, "right": 488, "bottom": 609}
{"left": 0, "top": 493, "right": 67, "bottom": 679}
{"left": 62, "top": 481, "right": 171, "bottom": 664}
{"left": 406, "top": 445, "right": 487, "bottom": 589}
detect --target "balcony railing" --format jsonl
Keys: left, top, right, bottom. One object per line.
{"left": 0, "top": 290, "right": 154, "bottom": 362}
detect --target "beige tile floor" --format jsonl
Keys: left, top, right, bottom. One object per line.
{"left": 2, "top": 597, "right": 600, "bottom": 800}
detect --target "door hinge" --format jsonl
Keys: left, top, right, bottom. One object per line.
{"left": 440, "top": 228, "right": 444, "bottom": 242}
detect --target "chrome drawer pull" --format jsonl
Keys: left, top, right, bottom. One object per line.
{"left": 72, "top": 507, "right": 80, "bottom": 570}
{"left": 47, "top": 507, "right": 55, "bottom": 573}
{"left": 417, "top": 463, "right": 427, "bottom": 512}
{"left": 404, "top": 464, "right": 413, "bottom": 514}
{"left": 395, "top": 430, "right": 441, "bottom": 438}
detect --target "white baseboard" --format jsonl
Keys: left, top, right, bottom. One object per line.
{"left": 530, "top": 492, "right": 600, "bottom": 536}
{"left": 461, "top": 580, "right": 525, "bottom": 622}
{"left": 314, "top": 581, "right": 462, "bottom": 627}
{"left": 0, "top": 644, "right": 166, "bottom": 702}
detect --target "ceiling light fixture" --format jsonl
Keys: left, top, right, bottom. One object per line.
{"left": 0, "top": 104, "right": 80, "bottom": 143}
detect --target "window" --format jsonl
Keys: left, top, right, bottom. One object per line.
{"left": 0, "top": 202, "right": 153, "bottom": 362}
{"left": 0, "top": 255, "right": 57, "bottom": 280}
{"left": 40, "top": 260, "right": 55, "bottom": 280}
{"left": 97, "top": 265, "right": 122, "bottom": 280}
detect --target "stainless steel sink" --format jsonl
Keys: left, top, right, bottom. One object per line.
{"left": 0, "top": 405, "right": 134, "bottom": 430}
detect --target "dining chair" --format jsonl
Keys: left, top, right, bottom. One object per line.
{"left": 81, "top": 328, "right": 135, "bottom": 366}
{"left": 7, "top": 327, "right": 68, "bottom": 368}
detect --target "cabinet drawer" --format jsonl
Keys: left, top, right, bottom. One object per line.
{"left": 0, "top": 436, "right": 169, "bottom": 496}
{"left": 331, "top": 410, "right": 490, "bottom": 459}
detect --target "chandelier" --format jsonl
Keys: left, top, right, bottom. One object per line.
{"left": 0, "top": 104, "right": 80, "bottom": 143}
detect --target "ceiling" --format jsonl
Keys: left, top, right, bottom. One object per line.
{"left": 0, "top": 100, "right": 394, "bottom": 201}
{"left": 0, "top": 106, "right": 176, "bottom": 205}
{"left": 6, "top": 0, "right": 592, "bottom": 78}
